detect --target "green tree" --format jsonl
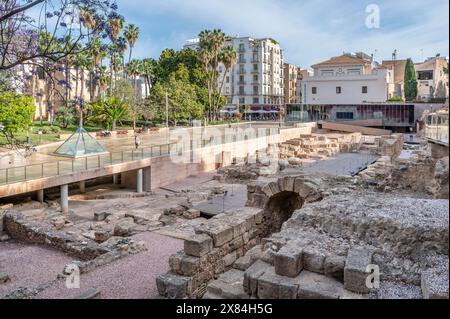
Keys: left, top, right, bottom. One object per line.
{"left": 55, "top": 106, "right": 75, "bottom": 129}
{"left": 146, "top": 66, "right": 203, "bottom": 126}
{"left": 0, "top": 91, "right": 35, "bottom": 145}
{"left": 404, "top": 58, "right": 418, "bottom": 102}
{"left": 124, "top": 24, "right": 140, "bottom": 63}
{"left": 90, "top": 97, "right": 129, "bottom": 130}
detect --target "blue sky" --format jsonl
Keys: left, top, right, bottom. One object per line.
{"left": 118, "top": 0, "right": 449, "bottom": 68}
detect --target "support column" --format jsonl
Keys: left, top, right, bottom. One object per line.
{"left": 37, "top": 189, "right": 44, "bottom": 203}
{"left": 79, "top": 181, "right": 86, "bottom": 194}
{"left": 61, "top": 184, "right": 69, "bottom": 213}
{"left": 113, "top": 173, "right": 120, "bottom": 185}
{"left": 136, "top": 169, "right": 143, "bottom": 193}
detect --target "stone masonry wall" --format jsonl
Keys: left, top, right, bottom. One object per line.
{"left": 156, "top": 175, "right": 323, "bottom": 299}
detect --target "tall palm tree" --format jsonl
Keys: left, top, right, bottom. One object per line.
{"left": 139, "top": 58, "right": 156, "bottom": 97}
{"left": 107, "top": 17, "right": 124, "bottom": 94}
{"left": 199, "top": 29, "right": 226, "bottom": 121}
{"left": 216, "top": 46, "right": 237, "bottom": 110}
{"left": 108, "top": 18, "right": 124, "bottom": 41}
{"left": 124, "top": 24, "right": 140, "bottom": 63}
{"left": 126, "top": 59, "right": 142, "bottom": 130}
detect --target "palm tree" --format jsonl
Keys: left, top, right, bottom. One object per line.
{"left": 126, "top": 59, "right": 142, "bottom": 130}
{"left": 139, "top": 58, "right": 156, "bottom": 97}
{"left": 107, "top": 17, "right": 124, "bottom": 94}
{"left": 79, "top": 8, "right": 96, "bottom": 34}
{"left": 104, "top": 97, "right": 129, "bottom": 131}
{"left": 108, "top": 18, "right": 124, "bottom": 41}
{"left": 198, "top": 29, "right": 226, "bottom": 121}
{"left": 216, "top": 46, "right": 237, "bottom": 111}
{"left": 124, "top": 24, "right": 140, "bottom": 63}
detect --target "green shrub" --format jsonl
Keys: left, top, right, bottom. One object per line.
{"left": 50, "top": 126, "right": 60, "bottom": 134}
{"left": 387, "top": 96, "right": 404, "bottom": 102}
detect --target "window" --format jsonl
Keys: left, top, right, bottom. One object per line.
{"left": 239, "top": 87, "right": 245, "bottom": 95}
{"left": 239, "top": 98, "right": 245, "bottom": 104}
{"left": 253, "top": 75, "right": 258, "bottom": 82}
{"left": 312, "top": 87, "right": 317, "bottom": 94}
{"left": 253, "top": 97, "right": 259, "bottom": 104}
{"left": 253, "top": 86, "right": 259, "bottom": 94}
{"left": 253, "top": 64, "right": 258, "bottom": 71}
{"left": 336, "top": 112, "right": 354, "bottom": 120}
{"left": 239, "top": 43, "right": 245, "bottom": 52}
{"left": 239, "top": 75, "right": 244, "bottom": 82}
{"left": 348, "top": 69, "right": 361, "bottom": 76}
{"left": 226, "top": 76, "right": 230, "bottom": 83}
{"left": 219, "top": 66, "right": 223, "bottom": 73}
{"left": 239, "top": 54, "right": 245, "bottom": 62}
{"left": 417, "top": 71, "right": 433, "bottom": 80}
{"left": 225, "top": 87, "right": 230, "bottom": 94}
{"left": 336, "top": 87, "right": 342, "bottom": 94}
{"left": 362, "top": 86, "right": 368, "bottom": 94}
{"left": 321, "top": 70, "right": 334, "bottom": 76}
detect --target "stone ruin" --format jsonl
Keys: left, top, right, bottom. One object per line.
{"left": 279, "top": 133, "right": 362, "bottom": 162}
{"left": 156, "top": 175, "right": 323, "bottom": 299}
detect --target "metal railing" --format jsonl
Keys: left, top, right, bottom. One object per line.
{"left": 0, "top": 129, "right": 280, "bottom": 186}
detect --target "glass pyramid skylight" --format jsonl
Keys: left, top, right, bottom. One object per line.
{"left": 54, "top": 127, "right": 107, "bottom": 158}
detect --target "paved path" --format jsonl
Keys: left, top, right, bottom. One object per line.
{"left": 35, "top": 232, "right": 183, "bottom": 299}
{"left": 302, "top": 153, "right": 379, "bottom": 176}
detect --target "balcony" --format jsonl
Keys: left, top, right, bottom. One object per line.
{"left": 238, "top": 58, "right": 247, "bottom": 63}
{"left": 237, "top": 69, "right": 246, "bottom": 75}
{"left": 238, "top": 47, "right": 246, "bottom": 53}
{"left": 251, "top": 58, "right": 260, "bottom": 63}
{"left": 251, "top": 69, "right": 260, "bottom": 74}
{"left": 237, "top": 81, "right": 246, "bottom": 85}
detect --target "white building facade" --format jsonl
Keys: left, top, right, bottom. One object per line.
{"left": 300, "top": 52, "right": 393, "bottom": 105}
{"left": 185, "top": 37, "right": 285, "bottom": 110}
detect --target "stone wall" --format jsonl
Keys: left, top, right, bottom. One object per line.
{"left": 3, "top": 211, "right": 144, "bottom": 263}
{"left": 156, "top": 207, "right": 265, "bottom": 299}
{"left": 156, "top": 175, "right": 323, "bottom": 299}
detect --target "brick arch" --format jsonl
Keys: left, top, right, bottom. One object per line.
{"left": 246, "top": 176, "right": 323, "bottom": 209}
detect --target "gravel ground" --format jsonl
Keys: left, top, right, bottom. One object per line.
{"left": 34, "top": 232, "right": 183, "bottom": 299}
{"left": 370, "top": 280, "right": 423, "bottom": 299}
{"left": 0, "top": 241, "right": 74, "bottom": 298}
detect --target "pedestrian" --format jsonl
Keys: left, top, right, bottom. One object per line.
{"left": 135, "top": 135, "right": 141, "bottom": 150}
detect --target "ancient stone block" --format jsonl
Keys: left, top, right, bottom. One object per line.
{"left": 421, "top": 268, "right": 449, "bottom": 299}
{"left": 257, "top": 267, "right": 281, "bottom": 299}
{"left": 324, "top": 255, "right": 346, "bottom": 282}
{"left": 94, "top": 230, "right": 112, "bottom": 243}
{"left": 73, "top": 288, "right": 101, "bottom": 299}
{"left": 303, "top": 248, "right": 325, "bottom": 274}
{"left": 243, "top": 260, "right": 269, "bottom": 296}
{"left": 223, "top": 251, "right": 237, "bottom": 268}
{"left": 94, "top": 212, "right": 108, "bottom": 221}
{"left": 180, "top": 255, "right": 201, "bottom": 276}
{"left": 344, "top": 247, "right": 373, "bottom": 294}
{"left": 183, "top": 209, "right": 201, "bottom": 220}
{"left": 207, "top": 269, "right": 249, "bottom": 299}
{"left": 297, "top": 271, "right": 344, "bottom": 299}
{"left": 197, "top": 224, "right": 234, "bottom": 247}
{"left": 274, "top": 246, "right": 303, "bottom": 278}
{"left": 156, "top": 272, "right": 191, "bottom": 299}
{"left": 184, "top": 234, "right": 213, "bottom": 257}
{"left": 0, "top": 272, "right": 10, "bottom": 284}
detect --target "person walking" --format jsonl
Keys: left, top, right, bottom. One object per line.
{"left": 134, "top": 135, "right": 141, "bottom": 150}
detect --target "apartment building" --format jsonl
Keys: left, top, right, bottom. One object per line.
{"left": 381, "top": 59, "right": 407, "bottom": 99}
{"left": 284, "top": 63, "right": 300, "bottom": 104}
{"left": 300, "top": 52, "right": 394, "bottom": 105}
{"left": 415, "top": 55, "right": 449, "bottom": 102}
{"left": 185, "top": 37, "right": 285, "bottom": 111}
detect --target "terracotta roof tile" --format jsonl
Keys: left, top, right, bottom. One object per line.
{"left": 312, "top": 55, "right": 369, "bottom": 68}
